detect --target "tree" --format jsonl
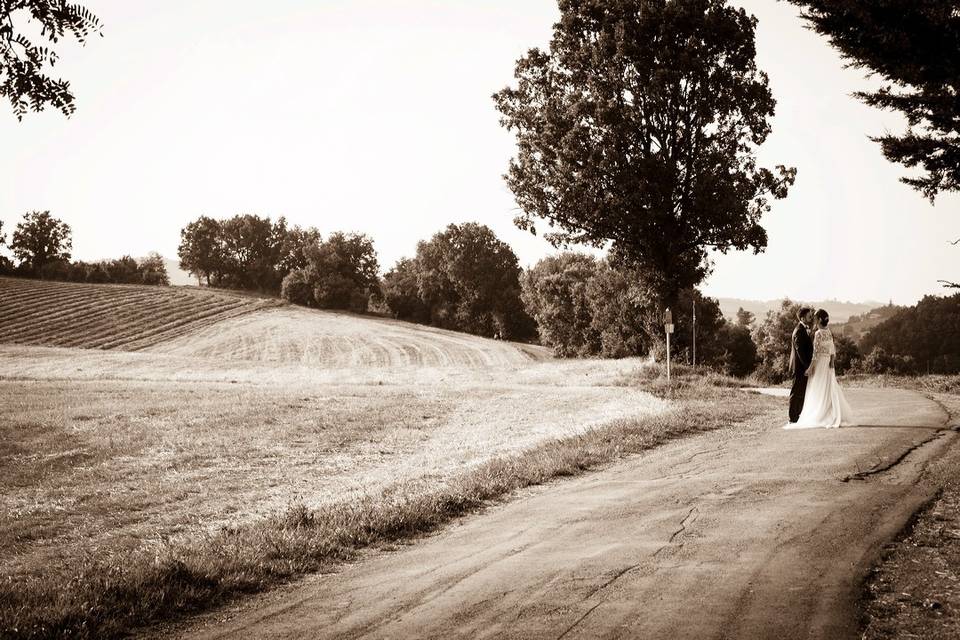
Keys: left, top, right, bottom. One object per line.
{"left": 0, "top": 219, "right": 9, "bottom": 273}
{"left": 860, "top": 293, "right": 960, "bottom": 374}
{"left": 281, "top": 232, "right": 379, "bottom": 312}
{"left": 833, "top": 333, "right": 860, "bottom": 376}
{"left": 585, "top": 260, "right": 651, "bottom": 358}
{"left": 138, "top": 252, "right": 169, "bottom": 285}
{"left": 220, "top": 214, "right": 281, "bottom": 291}
{"left": 1, "top": 1, "right": 101, "bottom": 119}
{"left": 178, "top": 216, "right": 224, "bottom": 285}
{"left": 521, "top": 253, "right": 603, "bottom": 356}
{"left": 787, "top": 1, "right": 960, "bottom": 200}
{"left": 381, "top": 257, "right": 431, "bottom": 324}
{"left": 413, "top": 223, "right": 535, "bottom": 340}
{"left": 10, "top": 210, "right": 71, "bottom": 275}
{"left": 736, "top": 307, "right": 755, "bottom": 328}
{"left": 106, "top": 255, "right": 139, "bottom": 283}
{"left": 494, "top": 0, "right": 795, "bottom": 309}
{"left": 751, "top": 299, "right": 801, "bottom": 383}
{"left": 671, "top": 287, "right": 726, "bottom": 365}
{"left": 715, "top": 323, "right": 758, "bottom": 377}
{"left": 277, "top": 221, "right": 321, "bottom": 275}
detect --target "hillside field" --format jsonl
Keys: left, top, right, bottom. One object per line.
{"left": 0, "top": 277, "right": 278, "bottom": 351}
{"left": 0, "top": 277, "right": 683, "bottom": 637}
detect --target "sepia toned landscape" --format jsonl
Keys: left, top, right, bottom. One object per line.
{"left": 3, "top": 0, "right": 959, "bottom": 639}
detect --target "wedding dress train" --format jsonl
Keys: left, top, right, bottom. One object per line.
{"left": 784, "top": 327, "right": 854, "bottom": 429}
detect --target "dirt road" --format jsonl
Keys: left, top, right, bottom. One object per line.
{"left": 169, "top": 388, "right": 957, "bottom": 640}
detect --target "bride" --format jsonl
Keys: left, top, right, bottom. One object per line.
{"left": 784, "top": 309, "right": 855, "bottom": 429}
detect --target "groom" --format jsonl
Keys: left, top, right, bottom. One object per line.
{"left": 788, "top": 307, "right": 815, "bottom": 422}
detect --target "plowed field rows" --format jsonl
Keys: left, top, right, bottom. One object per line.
{"left": 0, "top": 277, "right": 277, "bottom": 351}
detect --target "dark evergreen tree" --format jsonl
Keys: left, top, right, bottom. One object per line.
{"left": 787, "top": 0, "right": 960, "bottom": 200}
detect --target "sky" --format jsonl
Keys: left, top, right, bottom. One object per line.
{"left": 2, "top": 0, "right": 957, "bottom": 305}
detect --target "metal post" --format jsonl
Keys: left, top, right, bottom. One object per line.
{"left": 666, "top": 329, "right": 671, "bottom": 383}
{"left": 663, "top": 308, "right": 673, "bottom": 384}
{"left": 692, "top": 300, "right": 696, "bottom": 368}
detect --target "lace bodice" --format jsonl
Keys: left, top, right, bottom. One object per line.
{"left": 813, "top": 328, "right": 836, "bottom": 358}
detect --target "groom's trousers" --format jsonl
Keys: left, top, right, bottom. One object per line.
{"left": 789, "top": 372, "right": 808, "bottom": 422}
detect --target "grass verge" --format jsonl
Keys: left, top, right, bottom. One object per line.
{"left": 860, "top": 384, "right": 960, "bottom": 640}
{"left": 0, "top": 383, "right": 773, "bottom": 639}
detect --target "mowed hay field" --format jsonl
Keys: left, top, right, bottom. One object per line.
{"left": 145, "top": 306, "right": 551, "bottom": 366}
{"left": 0, "top": 277, "right": 685, "bottom": 637}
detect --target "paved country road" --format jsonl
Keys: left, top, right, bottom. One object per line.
{"left": 162, "top": 388, "right": 957, "bottom": 640}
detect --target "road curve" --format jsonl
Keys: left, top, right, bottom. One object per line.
{"left": 168, "top": 388, "right": 957, "bottom": 640}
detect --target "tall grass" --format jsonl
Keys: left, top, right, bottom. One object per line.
{"left": 0, "top": 386, "right": 774, "bottom": 640}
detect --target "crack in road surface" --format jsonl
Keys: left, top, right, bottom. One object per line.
{"left": 161, "top": 389, "right": 957, "bottom": 640}
{"left": 841, "top": 429, "right": 950, "bottom": 482}
{"left": 554, "top": 602, "right": 603, "bottom": 640}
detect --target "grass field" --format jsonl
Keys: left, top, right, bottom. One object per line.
{"left": 0, "top": 277, "right": 771, "bottom": 638}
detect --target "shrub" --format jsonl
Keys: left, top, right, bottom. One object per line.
{"left": 714, "top": 323, "right": 758, "bottom": 378}
{"left": 833, "top": 333, "right": 860, "bottom": 376}
{"left": 855, "top": 347, "right": 918, "bottom": 376}
{"left": 281, "top": 269, "right": 314, "bottom": 306}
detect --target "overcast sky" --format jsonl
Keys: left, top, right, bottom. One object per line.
{"left": 2, "top": 0, "right": 957, "bottom": 304}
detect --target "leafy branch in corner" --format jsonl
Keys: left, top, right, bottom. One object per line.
{"left": 1, "top": 0, "right": 102, "bottom": 119}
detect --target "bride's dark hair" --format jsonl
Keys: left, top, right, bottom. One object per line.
{"left": 815, "top": 309, "right": 829, "bottom": 326}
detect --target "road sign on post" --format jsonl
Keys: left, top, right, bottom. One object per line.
{"left": 663, "top": 308, "right": 674, "bottom": 383}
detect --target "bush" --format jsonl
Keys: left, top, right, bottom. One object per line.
{"left": 855, "top": 347, "right": 918, "bottom": 375}
{"left": 714, "top": 323, "right": 758, "bottom": 378}
{"left": 281, "top": 269, "right": 314, "bottom": 306}
{"left": 833, "top": 333, "right": 860, "bottom": 376}
{"left": 38, "top": 259, "right": 72, "bottom": 281}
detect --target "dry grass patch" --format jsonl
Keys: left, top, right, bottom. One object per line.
{"left": 0, "top": 380, "right": 774, "bottom": 639}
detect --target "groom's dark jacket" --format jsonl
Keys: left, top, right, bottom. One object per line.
{"left": 789, "top": 322, "right": 813, "bottom": 377}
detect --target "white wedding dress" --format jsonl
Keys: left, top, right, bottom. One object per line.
{"left": 784, "top": 327, "right": 855, "bottom": 429}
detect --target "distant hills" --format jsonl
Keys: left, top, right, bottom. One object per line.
{"left": 715, "top": 298, "right": 888, "bottom": 324}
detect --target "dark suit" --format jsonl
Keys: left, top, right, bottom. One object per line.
{"left": 788, "top": 322, "right": 813, "bottom": 422}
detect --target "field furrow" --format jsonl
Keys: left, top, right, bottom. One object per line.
{"left": 0, "top": 277, "right": 273, "bottom": 351}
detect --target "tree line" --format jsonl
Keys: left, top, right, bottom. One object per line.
{"left": 0, "top": 211, "right": 169, "bottom": 286}
{"left": 749, "top": 294, "right": 960, "bottom": 380}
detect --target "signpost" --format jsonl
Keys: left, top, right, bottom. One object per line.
{"left": 692, "top": 300, "right": 696, "bottom": 368}
{"left": 664, "top": 308, "right": 674, "bottom": 383}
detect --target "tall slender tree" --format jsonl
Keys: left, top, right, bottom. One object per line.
{"left": 494, "top": 0, "right": 795, "bottom": 310}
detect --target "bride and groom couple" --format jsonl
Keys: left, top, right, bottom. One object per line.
{"left": 785, "top": 306, "right": 855, "bottom": 429}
